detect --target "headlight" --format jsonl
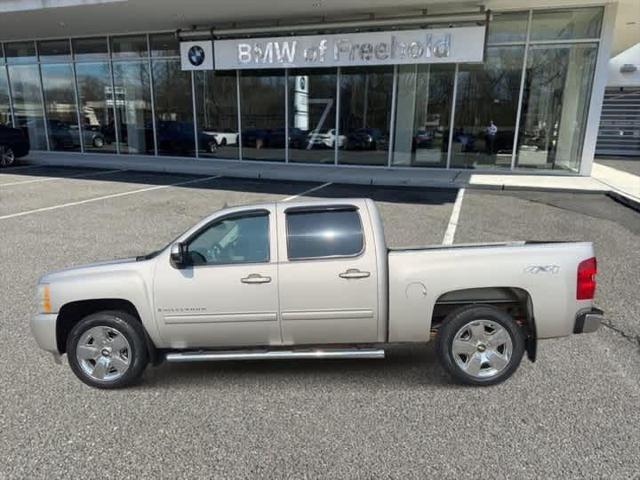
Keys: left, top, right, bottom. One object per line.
{"left": 37, "top": 283, "right": 52, "bottom": 313}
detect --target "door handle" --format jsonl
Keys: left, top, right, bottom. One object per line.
{"left": 339, "top": 268, "right": 371, "bottom": 279}
{"left": 241, "top": 274, "right": 272, "bottom": 284}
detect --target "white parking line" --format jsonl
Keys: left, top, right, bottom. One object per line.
{"left": 0, "top": 168, "right": 125, "bottom": 187}
{"left": 0, "top": 175, "right": 221, "bottom": 221}
{"left": 442, "top": 188, "right": 465, "bottom": 245}
{"left": 282, "top": 182, "right": 332, "bottom": 202}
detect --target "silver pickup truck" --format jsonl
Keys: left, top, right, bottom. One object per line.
{"left": 31, "top": 198, "right": 603, "bottom": 389}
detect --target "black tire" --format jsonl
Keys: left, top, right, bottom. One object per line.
{"left": 0, "top": 145, "right": 16, "bottom": 167}
{"left": 220, "top": 137, "right": 227, "bottom": 146}
{"left": 92, "top": 136, "right": 104, "bottom": 148}
{"left": 436, "top": 305, "right": 525, "bottom": 386}
{"left": 67, "top": 310, "right": 149, "bottom": 389}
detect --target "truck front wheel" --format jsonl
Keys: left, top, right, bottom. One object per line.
{"left": 66, "top": 311, "right": 149, "bottom": 389}
{"left": 436, "top": 305, "right": 525, "bottom": 386}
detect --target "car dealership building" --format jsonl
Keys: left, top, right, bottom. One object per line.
{"left": 0, "top": 0, "right": 636, "bottom": 176}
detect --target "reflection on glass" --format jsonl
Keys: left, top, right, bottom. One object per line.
{"left": 72, "top": 37, "right": 108, "bottom": 61}
{"left": 5, "top": 42, "right": 37, "bottom": 64}
{"left": 338, "top": 66, "right": 393, "bottom": 166}
{"left": 393, "top": 64, "right": 454, "bottom": 167}
{"left": 76, "top": 62, "right": 116, "bottom": 152}
{"left": 38, "top": 40, "right": 71, "bottom": 63}
{"left": 41, "top": 63, "right": 80, "bottom": 151}
{"left": 9, "top": 64, "right": 47, "bottom": 149}
{"left": 288, "top": 68, "right": 337, "bottom": 164}
{"left": 487, "top": 12, "right": 529, "bottom": 44}
{"left": 531, "top": 7, "right": 603, "bottom": 41}
{"left": 113, "top": 61, "right": 153, "bottom": 154}
{"left": 150, "top": 33, "right": 180, "bottom": 57}
{"left": 450, "top": 46, "right": 524, "bottom": 169}
{"left": 194, "top": 70, "right": 239, "bottom": 159}
{"left": 111, "top": 35, "right": 148, "bottom": 59}
{"left": 239, "top": 70, "right": 285, "bottom": 161}
{"left": 516, "top": 44, "right": 598, "bottom": 172}
{"left": 152, "top": 59, "right": 195, "bottom": 156}
{"left": 0, "top": 69, "right": 13, "bottom": 125}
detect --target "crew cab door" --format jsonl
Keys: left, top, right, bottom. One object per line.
{"left": 153, "top": 207, "right": 281, "bottom": 348}
{"left": 276, "top": 204, "right": 379, "bottom": 345}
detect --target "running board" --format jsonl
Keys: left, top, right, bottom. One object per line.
{"left": 164, "top": 348, "right": 385, "bottom": 363}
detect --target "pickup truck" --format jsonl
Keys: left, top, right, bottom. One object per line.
{"left": 31, "top": 198, "right": 603, "bottom": 389}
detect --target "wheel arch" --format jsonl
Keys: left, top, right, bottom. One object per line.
{"left": 432, "top": 286, "right": 537, "bottom": 362}
{"left": 56, "top": 299, "right": 158, "bottom": 362}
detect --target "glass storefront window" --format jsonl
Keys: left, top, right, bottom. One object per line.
{"left": 152, "top": 59, "right": 195, "bottom": 157}
{"left": 239, "top": 70, "right": 285, "bottom": 162}
{"left": 8, "top": 64, "right": 47, "bottom": 149}
{"left": 393, "top": 64, "right": 455, "bottom": 168}
{"left": 531, "top": 7, "right": 603, "bottom": 41}
{"left": 450, "top": 46, "right": 525, "bottom": 169}
{"left": 38, "top": 40, "right": 71, "bottom": 63}
{"left": 0, "top": 68, "right": 12, "bottom": 125}
{"left": 194, "top": 70, "right": 239, "bottom": 159}
{"left": 338, "top": 66, "right": 393, "bottom": 166}
{"left": 487, "top": 12, "right": 529, "bottom": 44}
{"left": 75, "top": 62, "right": 117, "bottom": 153}
{"left": 72, "top": 37, "right": 108, "bottom": 61}
{"left": 5, "top": 42, "right": 37, "bottom": 64}
{"left": 150, "top": 33, "right": 180, "bottom": 57}
{"left": 287, "top": 68, "right": 337, "bottom": 164}
{"left": 112, "top": 61, "right": 153, "bottom": 154}
{"left": 41, "top": 63, "right": 80, "bottom": 151}
{"left": 516, "top": 43, "right": 598, "bottom": 172}
{"left": 111, "top": 35, "right": 148, "bottom": 59}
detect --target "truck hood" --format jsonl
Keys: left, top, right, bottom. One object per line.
{"left": 38, "top": 257, "right": 138, "bottom": 284}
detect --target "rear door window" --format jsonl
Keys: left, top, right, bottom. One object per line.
{"left": 286, "top": 208, "right": 364, "bottom": 260}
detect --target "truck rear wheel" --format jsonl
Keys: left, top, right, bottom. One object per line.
{"left": 436, "top": 305, "right": 525, "bottom": 386}
{"left": 66, "top": 310, "right": 149, "bottom": 389}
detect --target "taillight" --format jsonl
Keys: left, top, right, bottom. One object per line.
{"left": 577, "top": 257, "right": 597, "bottom": 300}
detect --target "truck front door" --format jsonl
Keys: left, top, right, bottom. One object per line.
{"left": 276, "top": 204, "right": 379, "bottom": 345}
{"left": 153, "top": 208, "right": 281, "bottom": 348}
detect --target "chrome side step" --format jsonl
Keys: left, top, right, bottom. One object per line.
{"left": 165, "top": 348, "right": 385, "bottom": 363}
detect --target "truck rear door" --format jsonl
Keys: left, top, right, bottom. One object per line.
{"left": 276, "top": 203, "right": 379, "bottom": 345}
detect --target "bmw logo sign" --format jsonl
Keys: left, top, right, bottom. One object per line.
{"left": 188, "top": 45, "right": 206, "bottom": 67}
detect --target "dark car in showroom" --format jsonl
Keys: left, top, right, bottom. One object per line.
{"left": 0, "top": 124, "right": 30, "bottom": 167}
{"left": 345, "top": 128, "right": 387, "bottom": 150}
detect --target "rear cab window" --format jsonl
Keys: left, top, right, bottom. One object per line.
{"left": 285, "top": 207, "right": 364, "bottom": 260}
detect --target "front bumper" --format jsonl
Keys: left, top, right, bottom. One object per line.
{"left": 574, "top": 307, "right": 603, "bottom": 334}
{"left": 30, "top": 313, "right": 59, "bottom": 354}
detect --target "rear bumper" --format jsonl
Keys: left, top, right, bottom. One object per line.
{"left": 30, "top": 313, "right": 59, "bottom": 353}
{"left": 574, "top": 307, "right": 603, "bottom": 334}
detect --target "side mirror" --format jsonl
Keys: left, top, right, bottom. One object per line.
{"left": 170, "top": 242, "right": 187, "bottom": 269}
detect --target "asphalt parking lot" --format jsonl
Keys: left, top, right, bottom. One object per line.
{"left": 1, "top": 165, "right": 639, "bottom": 478}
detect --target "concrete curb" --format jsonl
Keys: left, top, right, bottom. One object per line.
{"left": 607, "top": 191, "right": 640, "bottom": 212}
{"left": 9, "top": 154, "right": 624, "bottom": 197}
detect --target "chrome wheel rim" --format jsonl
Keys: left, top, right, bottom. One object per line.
{"left": 452, "top": 320, "right": 513, "bottom": 379}
{"left": 1, "top": 147, "right": 15, "bottom": 166}
{"left": 76, "top": 326, "right": 131, "bottom": 382}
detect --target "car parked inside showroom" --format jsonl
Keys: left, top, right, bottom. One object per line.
{"left": 0, "top": 124, "right": 30, "bottom": 167}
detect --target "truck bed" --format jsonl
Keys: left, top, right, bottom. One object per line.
{"left": 386, "top": 240, "right": 595, "bottom": 343}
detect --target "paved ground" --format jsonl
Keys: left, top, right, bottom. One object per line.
{"left": 1, "top": 165, "right": 639, "bottom": 479}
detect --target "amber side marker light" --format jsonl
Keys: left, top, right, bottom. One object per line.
{"left": 41, "top": 285, "right": 52, "bottom": 313}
